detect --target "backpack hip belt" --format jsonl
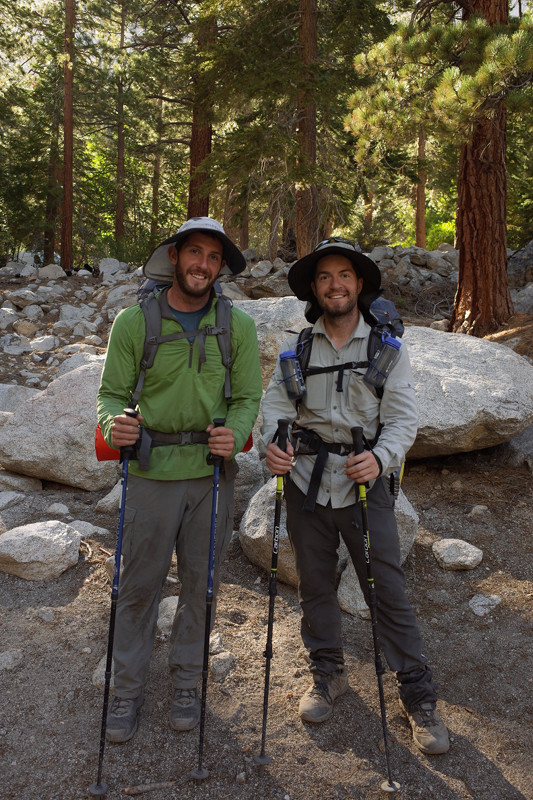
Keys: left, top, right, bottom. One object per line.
{"left": 136, "top": 428, "right": 210, "bottom": 471}
{"left": 291, "top": 425, "right": 355, "bottom": 513}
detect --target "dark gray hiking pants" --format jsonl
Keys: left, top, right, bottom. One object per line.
{"left": 284, "top": 476, "right": 437, "bottom": 709}
{"left": 112, "top": 472, "right": 234, "bottom": 697}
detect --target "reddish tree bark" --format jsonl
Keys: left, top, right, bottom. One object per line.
{"left": 115, "top": 0, "right": 126, "bottom": 260}
{"left": 187, "top": 15, "right": 216, "bottom": 218}
{"left": 294, "top": 0, "right": 319, "bottom": 258}
{"left": 415, "top": 127, "right": 427, "bottom": 249}
{"left": 61, "top": 0, "right": 75, "bottom": 273}
{"left": 150, "top": 96, "right": 163, "bottom": 249}
{"left": 450, "top": 0, "right": 513, "bottom": 335}
{"left": 44, "top": 113, "right": 60, "bottom": 266}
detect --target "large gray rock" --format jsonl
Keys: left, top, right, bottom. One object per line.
{"left": 507, "top": 241, "right": 533, "bottom": 288}
{"left": 0, "top": 520, "right": 82, "bottom": 580}
{"left": 0, "top": 383, "right": 42, "bottom": 410}
{"left": 405, "top": 327, "right": 533, "bottom": 458}
{"left": 233, "top": 297, "right": 306, "bottom": 387}
{"left": 0, "top": 363, "right": 119, "bottom": 490}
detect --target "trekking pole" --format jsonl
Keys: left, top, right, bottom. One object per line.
{"left": 89, "top": 408, "right": 139, "bottom": 798}
{"left": 351, "top": 426, "right": 401, "bottom": 795}
{"left": 254, "top": 418, "right": 290, "bottom": 769}
{"left": 190, "top": 418, "right": 225, "bottom": 781}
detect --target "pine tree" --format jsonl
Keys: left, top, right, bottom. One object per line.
{"left": 345, "top": 2, "right": 533, "bottom": 335}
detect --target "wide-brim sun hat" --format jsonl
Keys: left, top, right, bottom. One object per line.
{"left": 288, "top": 237, "right": 382, "bottom": 323}
{"left": 143, "top": 216, "right": 246, "bottom": 281}
{"left": 288, "top": 237, "right": 381, "bottom": 301}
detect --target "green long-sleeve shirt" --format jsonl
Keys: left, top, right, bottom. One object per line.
{"left": 97, "top": 290, "right": 262, "bottom": 480}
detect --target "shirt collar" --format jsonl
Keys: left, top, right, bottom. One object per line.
{"left": 312, "top": 311, "right": 370, "bottom": 343}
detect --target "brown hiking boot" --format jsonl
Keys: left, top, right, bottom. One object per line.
{"left": 299, "top": 667, "right": 348, "bottom": 723}
{"left": 399, "top": 699, "right": 450, "bottom": 754}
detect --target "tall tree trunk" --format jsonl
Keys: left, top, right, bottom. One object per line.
{"left": 268, "top": 205, "right": 280, "bottom": 263}
{"left": 150, "top": 95, "right": 163, "bottom": 248}
{"left": 415, "top": 126, "right": 426, "bottom": 249}
{"left": 239, "top": 203, "right": 249, "bottom": 251}
{"left": 223, "top": 184, "right": 240, "bottom": 243}
{"left": 450, "top": 0, "right": 512, "bottom": 336}
{"left": 115, "top": 0, "right": 126, "bottom": 260}
{"left": 44, "top": 112, "right": 60, "bottom": 265}
{"left": 294, "top": 0, "right": 318, "bottom": 258}
{"left": 61, "top": 0, "right": 75, "bottom": 273}
{"left": 187, "top": 15, "right": 216, "bottom": 218}
{"left": 363, "top": 191, "right": 373, "bottom": 245}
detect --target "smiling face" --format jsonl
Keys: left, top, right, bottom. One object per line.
{"left": 311, "top": 254, "right": 363, "bottom": 319}
{"left": 168, "top": 232, "right": 225, "bottom": 302}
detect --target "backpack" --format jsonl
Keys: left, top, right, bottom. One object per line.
{"left": 95, "top": 281, "right": 242, "bottom": 464}
{"left": 295, "top": 295, "right": 404, "bottom": 400}
{"left": 131, "top": 279, "right": 232, "bottom": 407}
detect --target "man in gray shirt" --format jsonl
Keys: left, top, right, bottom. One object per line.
{"left": 261, "top": 238, "right": 449, "bottom": 755}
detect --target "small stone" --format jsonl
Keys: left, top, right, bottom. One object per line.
{"left": 235, "top": 771, "right": 246, "bottom": 785}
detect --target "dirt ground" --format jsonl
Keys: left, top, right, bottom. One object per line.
{"left": 1, "top": 287, "right": 532, "bottom": 800}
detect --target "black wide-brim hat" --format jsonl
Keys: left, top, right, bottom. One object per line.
{"left": 288, "top": 238, "right": 382, "bottom": 323}
{"left": 143, "top": 216, "right": 246, "bottom": 281}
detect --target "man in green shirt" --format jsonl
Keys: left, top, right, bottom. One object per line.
{"left": 97, "top": 217, "right": 262, "bottom": 742}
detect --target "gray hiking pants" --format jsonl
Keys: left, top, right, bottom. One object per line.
{"left": 285, "top": 475, "right": 437, "bottom": 709}
{"left": 112, "top": 472, "right": 234, "bottom": 698}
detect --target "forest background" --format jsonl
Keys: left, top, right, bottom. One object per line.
{"left": 1, "top": 0, "right": 533, "bottom": 336}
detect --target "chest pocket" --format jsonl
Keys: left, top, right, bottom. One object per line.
{"left": 345, "top": 369, "right": 380, "bottom": 422}
{"left": 303, "top": 370, "right": 329, "bottom": 411}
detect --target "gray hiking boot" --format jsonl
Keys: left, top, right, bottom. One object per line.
{"left": 170, "top": 688, "right": 201, "bottom": 731}
{"left": 399, "top": 699, "right": 450, "bottom": 754}
{"left": 105, "top": 695, "right": 144, "bottom": 743}
{"left": 299, "top": 667, "right": 348, "bottom": 723}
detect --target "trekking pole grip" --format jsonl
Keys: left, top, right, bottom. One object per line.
{"left": 120, "top": 407, "right": 139, "bottom": 462}
{"left": 207, "top": 418, "right": 226, "bottom": 466}
{"left": 351, "top": 426, "right": 365, "bottom": 457}
{"left": 277, "top": 418, "right": 290, "bottom": 454}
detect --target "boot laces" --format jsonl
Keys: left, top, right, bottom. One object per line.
{"left": 413, "top": 702, "right": 439, "bottom": 728}
{"left": 309, "top": 681, "right": 333, "bottom": 706}
{"left": 110, "top": 697, "right": 135, "bottom": 717}
{"left": 173, "top": 688, "right": 197, "bottom": 706}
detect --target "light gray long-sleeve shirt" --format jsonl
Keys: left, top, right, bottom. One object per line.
{"left": 260, "top": 313, "right": 418, "bottom": 508}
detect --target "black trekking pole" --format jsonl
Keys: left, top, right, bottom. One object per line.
{"left": 254, "top": 418, "right": 290, "bottom": 769}
{"left": 89, "top": 408, "right": 139, "bottom": 798}
{"left": 190, "top": 418, "right": 225, "bottom": 782}
{"left": 351, "top": 426, "right": 401, "bottom": 795}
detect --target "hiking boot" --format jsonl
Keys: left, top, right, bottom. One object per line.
{"left": 170, "top": 688, "right": 201, "bottom": 731}
{"left": 399, "top": 699, "right": 450, "bottom": 754}
{"left": 299, "top": 667, "right": 348, "bottom": 723}
{"left": 105, "top": 695, "right": 144, "bottom": 743}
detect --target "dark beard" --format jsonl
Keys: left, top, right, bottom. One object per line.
{"left": 321, "top": 294, "right": 358, "bottom": 318}
{"left": 174, "top": 266, "right": 215, "bottom": 298}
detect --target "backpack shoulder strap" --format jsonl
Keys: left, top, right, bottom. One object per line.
{"left": 129, "top": 293, "right": 162, "bottom": 407}
{"left": 215, "top": 293, "right": 233, "bottom": 400}
{"left": 297, "top": 327, "right": 314, "bottom": 374}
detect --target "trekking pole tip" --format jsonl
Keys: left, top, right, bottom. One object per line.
{"left": 190, "top": 767, "right": 209, "bottom": 781}
{"left": 253, "top": 753, "right": 272, "bottom": 768}
{"left": 380, "top": 779, "right": 401, "bottom": 793}
{"left": 88, "top": 781, "right": 108, "bottom": 796}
